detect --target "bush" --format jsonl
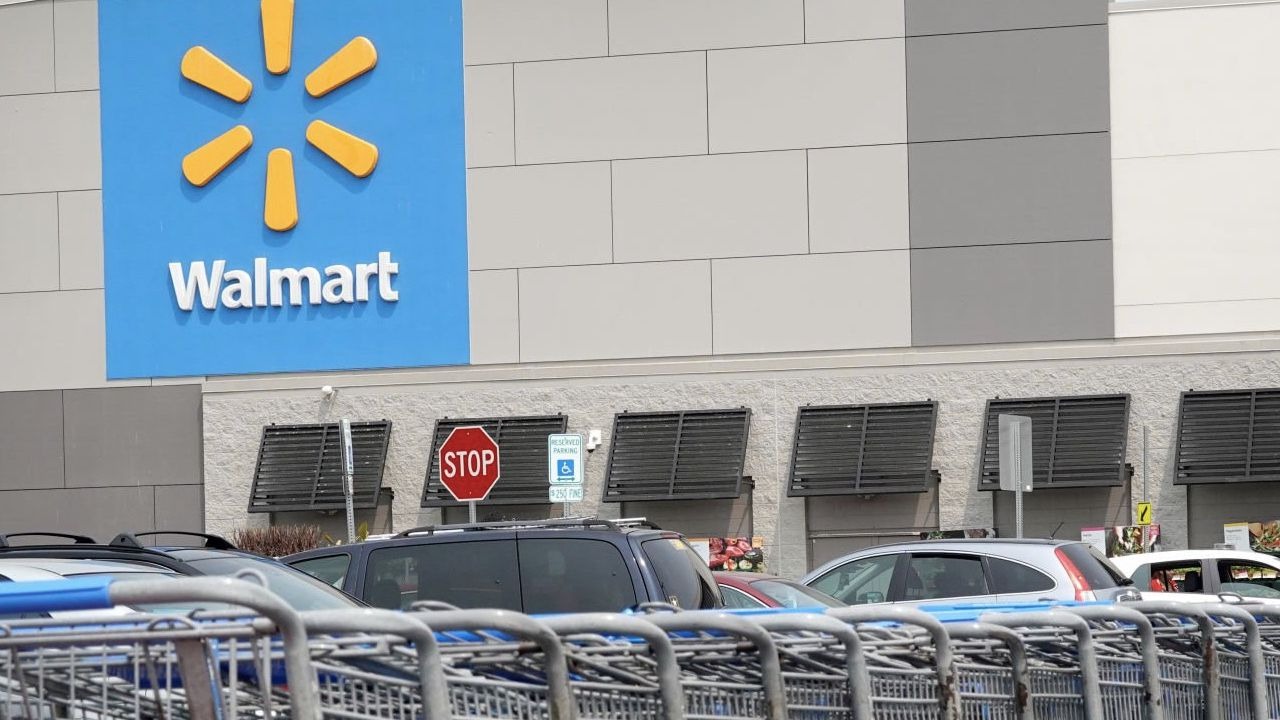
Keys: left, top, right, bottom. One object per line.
{"left": 232, "top": 525, "right": 323, "bottom": 557}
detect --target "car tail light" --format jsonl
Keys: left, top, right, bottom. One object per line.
{"left": 1055, "top": 547, "right": 1095, "bottom": 602}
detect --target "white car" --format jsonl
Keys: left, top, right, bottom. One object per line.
{"left": 1110, "top": 549, "right": 1280, "bottom": 604}
{"left": 0, "top": 558, "right": 197, "bottom": 618}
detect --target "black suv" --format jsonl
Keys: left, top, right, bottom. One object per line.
{"left": 284, "top": 518, "right": 723, "bottom": 614}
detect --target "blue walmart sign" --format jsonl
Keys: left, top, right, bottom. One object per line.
{"left": 99, "top": 0, "right": 468, "bottom": 378}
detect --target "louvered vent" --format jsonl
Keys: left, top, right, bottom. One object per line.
{"left": 421, "top": 415, "right": 568, "bottom": 506}
{"left": 788, "top": 401, "right": 939, "bottom": 496}
{"left": 248, "top": 421, "right": 392, "bottom": 513}
{"left": 1174, "top": 389, "right": 1280, "bottom": 485}
{"left": 603, "top": 408, "right": 751, "bottom": 502}
{"left": 978, "top": 395, "right": 1129, "bottom": 489}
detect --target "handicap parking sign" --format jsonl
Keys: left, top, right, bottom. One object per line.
{"left": 548, "top": 434, "right": 584, "bottom": 485}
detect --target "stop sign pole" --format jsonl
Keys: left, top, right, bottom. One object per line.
{"left": 437, "top": 426, "right": 501, "bottom": 524}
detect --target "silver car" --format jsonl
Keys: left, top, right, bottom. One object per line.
{"left": 801, "top": 539, "right": 1140, "bottom": 606}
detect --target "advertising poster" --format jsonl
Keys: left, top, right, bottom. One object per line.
{"left": 1221, "top": 521, "right": 1280, "bottom": 552}
{"left": 1080, "top": 528, "right": 1107, "bottom": 554}
{"left": 1109, "top": 525, "right": 1161, "bottom": 557}
{"left": 687, "top": 537, "right": 766, "bottom": 573}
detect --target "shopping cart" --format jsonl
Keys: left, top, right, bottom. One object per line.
{"left": 638, "top": 609, "right": 787, "bottom": 720}
{"left": 0, "top": 575, "right": 321, "bottom": 720}
{"left": 942, "top": 621, "right": 1032, "bottom": 720}
{"left": 409, "top": 608, "right": 576, "bottom": 720}
{"left": 1245, "top": 604, "right": 1280, "bottom": 719}
{"left": 750, "top": 612, "right": 874, "bottom": 720}
{"left": 300, "top": 608, "right": 451, "bottom": 720}
{"left": 1125, "top": 601, "right": 1268, "bottom": 720}
{"left": 829, "top": 605, "right": 958, "bottom": 720}
{"left": 979, "top": 611, "right": 1106, "bottom": 720}
{"left": 541, "top": 612, "right": 685, "bottom": 720}
{"left": 1061, "top": 605, "right": 1166, "bottom": 720}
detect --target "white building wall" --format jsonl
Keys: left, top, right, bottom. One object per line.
{"left": 1111, "top": 0, "right": 1280, "bottom": 337}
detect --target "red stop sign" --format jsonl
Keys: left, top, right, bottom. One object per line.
{"left": 438, "top": 426, "right": 501, "bottom": 502}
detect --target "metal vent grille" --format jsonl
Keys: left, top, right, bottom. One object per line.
{"left": 603, "top": 408, "right": 752, "bottom": 502}
{"left": 978, "top": 395, "right": 1130, "bottom": 490}
{"left": 1174, "top": 388, "right": 1280, "bottom": 485}
{"left": 788, "top": 401, "right": 939, "bottom": 497}
{"left": 248, "top": 421, "right": 392, "bottom": 513}
{"left": 421, "top": 415, "right": 568, "bottom": 506}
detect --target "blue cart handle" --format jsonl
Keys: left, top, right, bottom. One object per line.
{"left": 0, "top": 577, "right": 113, "bottom": 615}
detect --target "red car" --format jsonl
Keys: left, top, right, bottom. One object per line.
{"left": 715, "top": 572, "right": 843, "bottom": 609}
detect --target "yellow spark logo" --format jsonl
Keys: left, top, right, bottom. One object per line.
{"left": 179, "top": 0, "right": 379, "bottom": 232}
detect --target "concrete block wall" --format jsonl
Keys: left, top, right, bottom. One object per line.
{"left": 202, "top": 349, "right": 1280, "bottom": 579}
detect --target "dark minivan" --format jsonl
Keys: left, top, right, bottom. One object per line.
{"left": 284, "top": 518, "right": 723, "bottom": 614}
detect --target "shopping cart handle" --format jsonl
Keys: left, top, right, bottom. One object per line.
{"left": 0, "top": 577, "right": 113, "bottom": 615}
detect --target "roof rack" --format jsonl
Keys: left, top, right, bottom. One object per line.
{"left": 110, "top": 531, "right": 237, "bottom": 551}
{"left": 394, "top": 516, "right": 654, "bottom": 538}
{"left": 611, "top": 517, "right": 663, "bottom": 530}
{"left": 0, "top": 532, "right": 97, "bottom": 548}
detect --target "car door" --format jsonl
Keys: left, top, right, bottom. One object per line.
{"left": 1134, "top": 559, "right": 1217, "bottom": 603}
{"left": 894, "top": 553, "right": 995, "bottom": 606}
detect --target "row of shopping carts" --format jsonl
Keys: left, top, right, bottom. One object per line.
{"left": 0, "top": 575, "right": 1279, "bottom": 720}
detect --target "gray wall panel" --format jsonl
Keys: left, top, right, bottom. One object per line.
{"left": 992, "top": 486, "right": 1131, "bottom": 540}
{"left": 1187, "top": 483, "right": 1280, "bottom": 550}
{"left": 0, "top": 390, "right": 64, "bottom": 491}
{"left": 909, "top": 134, "right": 1112, "bottom": 248}
{"left": 911, "top": 240, "right": 1115, "bottom": 346}
{"left": 0, "top": 486, "right": 155, "bottom": 539}
{"left": 906, "top": 0, "right": 1106, "bottom": 36}
{"left": 154, "top": 485, "right": 204, "bottom": 532}
{"left": 64, "top": 385, "right": 202, "bottom": 487}
{"left": 907, "top": 26, "right": 1109, "bottom": 142}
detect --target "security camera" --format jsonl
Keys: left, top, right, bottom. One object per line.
{"left": 321, "top": 385, "right": 336, "bottom": 398}
{"left": 586, "top": 429, "right": 602, "bottom": 452}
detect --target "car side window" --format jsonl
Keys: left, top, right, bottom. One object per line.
{"left": 1129, "top": 563, "right": 1152, "bottom": 591}
{"left": 720, "top": 586, "right": 766, "bottom": 609}
{"left": 810, "top": 554, "right": 896, "bottom": 605}
{"left": 1146, "top": 562, "right": 1203, "bottom": 593}
{"left": 1217, "top": 560, "right": 1280, "bottom": 598}
{"left": 518, "top": 538, "right": 637, "bottom": 614}
{"left": 289, "top": 554, "right": 351, "bottom": 588}
{"left": 988, "top": 557, "right": 1055, "bottom": 594}
{"left": 903, "top": 554, "right": 988, "bottom": 601}
{"left": 366, "top": 540, "right": 521, "bottom": 611}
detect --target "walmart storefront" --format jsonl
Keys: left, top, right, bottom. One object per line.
{"left": 4, "top": 0, "right": 1280, "bottom": 577}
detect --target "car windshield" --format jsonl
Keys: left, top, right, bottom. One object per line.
{"left": 750, "top": 579, "right": 842, "bottom": 608}
{"left": 176, "top": 555, "right": 360, "bottom": 611}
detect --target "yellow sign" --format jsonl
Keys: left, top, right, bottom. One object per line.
{"left": 1136, "top": 502, "right": 1153, "bottom": 526}
{"left": 179, "top": 0, "right": 379, "bottom": 231}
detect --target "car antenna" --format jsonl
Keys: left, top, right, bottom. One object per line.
{"left": 1049, "top": 521, "right": 1065, "bottom": 540}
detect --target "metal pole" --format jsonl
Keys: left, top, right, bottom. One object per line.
{"left": 1015, "top": 483, "right": 1023, "bottom": 539}
{"left": 1143, "top": 425, "right": 1149, "bottom": 550}
{"left": 340, "top": 418, "right": 355, "bottom": 544}
{"left": 1014, "top": 426, "right": 1024, "bottom": 539}
{"left": 468, "top": 500, "right": 476, "bottom": 524}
